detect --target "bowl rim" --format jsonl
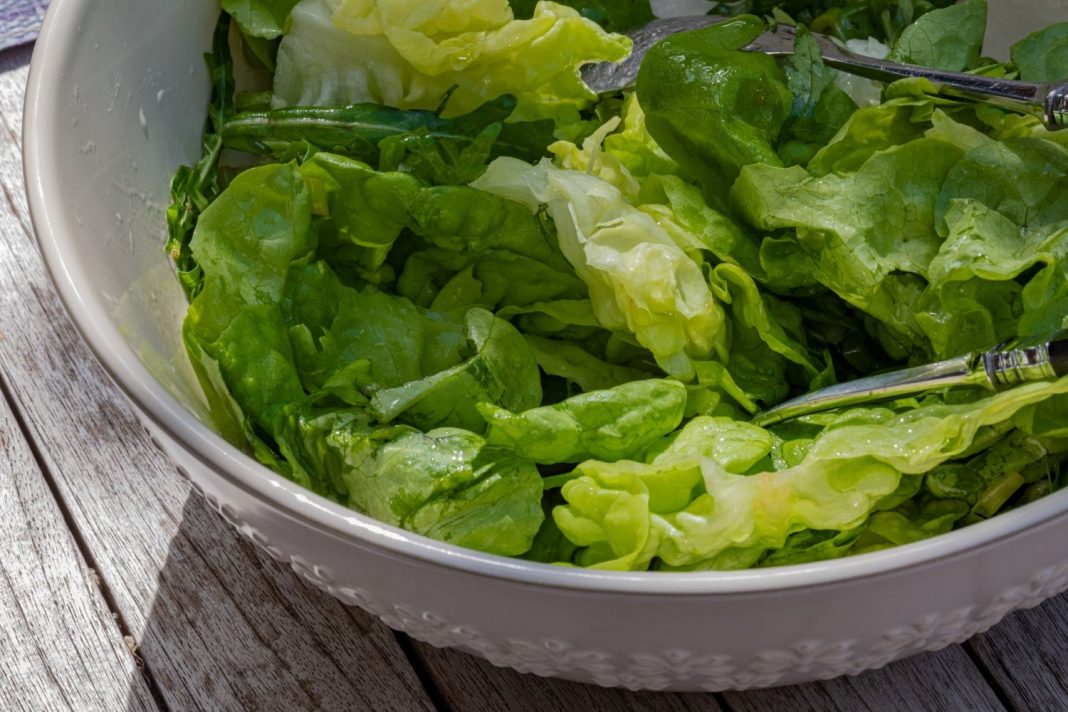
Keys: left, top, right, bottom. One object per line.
{"left": 23, "top": 0, "right": 1068, "bottom": 596}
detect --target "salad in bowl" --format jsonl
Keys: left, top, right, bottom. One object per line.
{"left": 167, "top": 0, "right": 1068, "bottom": 573}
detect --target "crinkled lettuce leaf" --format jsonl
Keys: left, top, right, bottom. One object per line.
{"left": 473, "top": 157, "right": 729, "bottom": 380}
{"left": 184, "top": 160, "right": 545, "bottom": 554}
{"left": 555, "top": 379, "right": 1068, "bottom": 570}
{"left": 273, "top": 0, "right": 630, "bottom": 121}
{"left": 480, "top": 379, "right": 687, "bottom": 463}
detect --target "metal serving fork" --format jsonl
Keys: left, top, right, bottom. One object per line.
{"left": 581, "top": 16, "right": 1068, "bottom": 130}
{"left": 752, "top": 332, "right": 1068, "bottom": 426}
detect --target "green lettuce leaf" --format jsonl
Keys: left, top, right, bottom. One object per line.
{"left": 937, "top": 138, "right": 1068, "bottom": 229}
{"left": 185, "top": 163, "right": 313, "bottom": 429}
{"left": 370, "top": 307, "right": 542, "bottom": 431}
{"left": 555, "top": 378, "right": 1068, "bottom": 570}
{"left": 480, "top": 379, "right": 687, "bottom": 463}
{"left": 285, "top": 418, "right": 544, "bottom": 555}
{"left": 223, "top": 0, "right": 300, "bottom": 39}
{"left": 636, "top": 16, "right": 792, "bottom": 204}
{"left": 396, "top": 250, "right": 587, "bottom": 311}
{"left": 521, "top": 334, "right": 652, "bottom": 393}
{"left": 733, "top": 137, "right": 966, "bottom": 356}
{"left": 273, "top": 0, "right": 630, "bottom": 121}
{"left": 282, "top": 261, "right": 468, "bottom": 393}
{"left": 473, "top": 157, "right": 729, "bottom": 380}
{"left": 299, "top": 152, "right": 570, "bottom": 278}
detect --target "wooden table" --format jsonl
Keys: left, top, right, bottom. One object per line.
{"left": 1, "top": 41, "right": 1065, "bottom": 712}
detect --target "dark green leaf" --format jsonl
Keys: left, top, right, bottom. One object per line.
{"left": 165, "top": 14, "right": 235, "bottom": 299}
{"left": 221, "top": 94, "right": 555, "bottom": 176}
{"left": 509, "top": 0, "right": 653, "bottom": 32}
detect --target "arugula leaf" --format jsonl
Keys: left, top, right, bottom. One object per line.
{"left": 166, "top": 15, "right": 235, "bottom": 299}
{"left": 221, "top": 95, "right": 556, "bottom": 178}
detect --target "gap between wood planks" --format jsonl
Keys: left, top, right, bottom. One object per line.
{"left": 0, "top": 368, "right": 172, "bottom": 711}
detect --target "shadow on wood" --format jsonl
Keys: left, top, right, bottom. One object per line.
{"left": 121, "top": 492, "right": 434, "bottom": 711}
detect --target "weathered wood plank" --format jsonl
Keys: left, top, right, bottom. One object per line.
{"left": 721, "top": 647, "right": 1005, "bottom": 712}
{"left": 0, "top": 46, "right": 434, "bottom": 712}
{"left": 412, "top": 642, "right": 726, "bottom": 711}
{"left": 413, "top": 634, "right": 1007, "bottom": 712}
{"left": 0, "top": 380, "right": 157, "bottom": 711}
{"left": 969, "top": 598, "right": 1068, "bottom": 711}
{"left": 3, "top": 22, "right": 1067, "bottom": 712}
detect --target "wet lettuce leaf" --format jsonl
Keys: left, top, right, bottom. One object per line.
{"left": 480, "top": 379, "right": 687, "bottom": 463}
{"left": 636, "top": 16, "right": 792, "bottom": 204}
{"left": 473, "top": 157, "right": 730, "bottom": 381}
{"left": 184, "top": 160, "right": 546, "bottom": 554}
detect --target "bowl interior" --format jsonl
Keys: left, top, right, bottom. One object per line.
{"left": 23, "top": 0, "right": 1068, "bottom": 591}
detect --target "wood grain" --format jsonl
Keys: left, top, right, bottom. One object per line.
{"left": 721, "top": 647, "right": 1006, "bottom": 712}
{"left": 412, "top": 637, "right": 1007, "bottom": 712}
{"left": 968, "top": 599, "right": 1068, "bottom": 711}
{"left": 1, "top": 23, "right": 1067, "bottom": 712}
{"left": 0, "top": 382, "right": 157, "bottom": 711}
{"left": 0, "top": 46, "right": 433, "bottom": 712}
{"left": 412, "top": 642, "right": 726, "bottom": 712}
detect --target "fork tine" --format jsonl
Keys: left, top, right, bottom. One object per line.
{"left": 580, "top": 15, "right": 723, "bottom": 93}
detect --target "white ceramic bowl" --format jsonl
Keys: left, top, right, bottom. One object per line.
{"left": 23, "top": 0, "right": 1068, "bottom": 692}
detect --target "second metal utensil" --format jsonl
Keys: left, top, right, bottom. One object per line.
{"left": 581, "top": 16, "right": 1068, "bottom": 130}
{"left": 752, "top": 331, "right": 1068, "bottom": 427}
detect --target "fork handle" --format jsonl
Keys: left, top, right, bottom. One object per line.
{"left": 810, "top": 32, "right": 1068, "bottom": 130}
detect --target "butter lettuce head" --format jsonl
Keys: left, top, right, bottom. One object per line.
{"left": 184, "top": 0, "right": 1068, "bottom": 573}
{"left": 273, "top": 0, "right": 630, "bottom": 121}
